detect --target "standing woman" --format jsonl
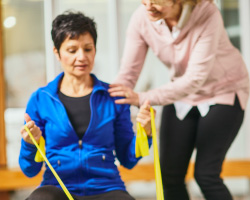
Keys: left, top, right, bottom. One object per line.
{"left": 108, "top": 0, "right": 249, "bottom": 199}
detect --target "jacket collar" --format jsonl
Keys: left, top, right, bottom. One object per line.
{"left": 44, "top": 72, "right": 107, "bottom": 96}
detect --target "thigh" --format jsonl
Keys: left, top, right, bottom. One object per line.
{"left": 26, "top": 185, "right": 69, "bottom": 200}
{"left": 160, "top": 104, "right": 199, "bottom": 177}
{"left": 195, "top": 97, "right": 244, "bottom": 173}
{"left": 74, "top": 190, "right": 135, "bottom": 200}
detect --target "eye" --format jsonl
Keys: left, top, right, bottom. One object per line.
{"left": 67, "top": 49, "right": 76, "bottom": 54}
{"left": 85, "top": 48, "right": 92, "bottom": 52}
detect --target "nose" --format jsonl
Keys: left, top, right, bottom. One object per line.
{"left": 76, "top": 49, "right": 86, "bottom": 61}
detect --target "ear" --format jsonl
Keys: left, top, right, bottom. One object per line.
{"left": 53, "top": 46, "right": 60, "bottom": 61}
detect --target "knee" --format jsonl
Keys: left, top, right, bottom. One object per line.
{"left": 194, "top": 170, "right": 222, "bottom": 189}
{"left": 27, "top": 185, "right": 68, "bottom": 200}
{"left": 162, "top": 172, "right": 186, "bottom": 189}
{"left": 194, "top": 171, "right": 208, "bottom": 187}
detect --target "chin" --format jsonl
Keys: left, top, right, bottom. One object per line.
{"left": 147, "top": 14, "right": 161, "bottom": 21}
{"left": 74, "top": 72, "right": 90, "bottom": 78}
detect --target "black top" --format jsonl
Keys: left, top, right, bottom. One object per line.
{"left": 58, "top": 91, "right": 91, "bottom": 139}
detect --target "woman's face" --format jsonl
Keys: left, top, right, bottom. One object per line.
{"left": 54, "top": 32, "right": 96, "bottom": 79}
{"left": 141, "top": 0, "right": 181, "bottom": 21}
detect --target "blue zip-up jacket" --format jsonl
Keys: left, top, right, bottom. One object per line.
{"left": 19, "top": 72, "right": 152, "bottom": 196}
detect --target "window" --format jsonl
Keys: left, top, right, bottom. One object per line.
{"left": 1, "top": 0, "right": 45, "bottom": 167}
{"left": 220, "top": 0, "right": 241, "bottom": 50}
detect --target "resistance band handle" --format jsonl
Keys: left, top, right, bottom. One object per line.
{"left": 24, "top": 125, "right": 74, "bottom": 200}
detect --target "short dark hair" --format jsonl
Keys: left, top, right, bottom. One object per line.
{"left": 51, "top": 11, "right": 97, "bottom": 51}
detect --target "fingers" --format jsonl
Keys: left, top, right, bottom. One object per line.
{"left": 114, "top": 93, "right": 139, "bottom": 106}
{"left": 137, "top": 104, "right": 151, "bottom": 123}
{"left": 110, "top": 90, "right": 129, "bottom": 98}
{"left": 108, "top": 84, "right": 128, "bottom": 98}
{"left": 108, "top": 84, "right": 124, "bottom": 93}
{"left": 109, "top": 84, "right": 132, "bottom": 99}
{"left": 24, "top": 113, "right": 32, "bottom": 123}
{"left": 136, "top": 100, "right": 152, "bottom": 136}
{"left": 24, "top": 120, "right": 35, "bottom": 130}
{"left": 109, "top": 83, "right": 123, "bottom": 88}
{"left": 141, "top": 100, "right": 150, "bottom": 109}
{"left": 21, "top": 114, "right": 42, "bottom": 145}
{"left": 109, "top": 84, "right": 140, "bottom": 106}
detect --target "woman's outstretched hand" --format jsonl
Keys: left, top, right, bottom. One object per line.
{"left": 20, "top": 113, "right": 42, "bottom": 145}
{"left": 108, "top": 84, "right": 139, "bottom": 107}
{"left": 136, "top": 100, "right": 153, "bottom": 137}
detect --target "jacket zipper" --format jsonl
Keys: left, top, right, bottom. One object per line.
{"left": 43, "top": 86, "right": 103, "bottom": 195}
{"left": 78, "top": 140, "right": 83, "bottom": 149}
{"left": 80, "top": 91, "right": 94, "bottom": 195}
{"left": 43, "top": 90, "right": 85, "bottom": 193}
{"left": 78, "top": 139, "right": 83, "bottom": 194}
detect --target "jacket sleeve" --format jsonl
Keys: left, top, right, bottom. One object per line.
{"left": 139, "top": 9, "right": 223, "bottom": 106}
{"left": 114, "top": 6, "right": 148, "bottom": 89}
{"left": 114, "top": 103, "right": 152, "bottom": 169}
{"left": 19, "top": 91, "right": 45, "bottom": 177}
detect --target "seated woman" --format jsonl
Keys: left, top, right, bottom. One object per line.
{"left": 19, "top": 11, "right": 152, "bottom": 200}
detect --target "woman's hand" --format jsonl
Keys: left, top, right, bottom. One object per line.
{"left": 108, "top": 84, "right": 139, "bottom": 107}
{"left": 20, "top": 113, "right": 42, "bottom": 145}
{"left": 136, "top": 100, "right": 154, "bottom": 137}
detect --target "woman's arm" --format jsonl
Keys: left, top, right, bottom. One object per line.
{"left": 138, "top": 10, "right": 223, "bottom": 105}
{"left": 114, "top": 101, "right": 152, "bottom": 169}
{"left": 111, "top": 8, "right": 223, "bottom": 106}
{"left": 19, "top": 92, "right": 45, "bottom": 177}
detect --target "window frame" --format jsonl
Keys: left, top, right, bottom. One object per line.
{"left": 0, "top": 0, "right": 7, "bottom": 168}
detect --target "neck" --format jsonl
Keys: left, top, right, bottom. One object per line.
{"left": 164, "top": 4, "right": 182, "bottom": 31}
{"left": 165, "top": 18, "right": 178, "bottom": 31}
{"left": 60, "top": 74, "right": 93, "bottom": 97}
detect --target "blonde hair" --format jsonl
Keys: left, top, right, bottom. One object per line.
{"left": 149, "top": 0, "right": 214, "bottom": 29}
{"left": 150, "top": 0, "right": 213, "bottom": 6}
{"left": 181, "top": 0, "right": 213, "bottom": 6}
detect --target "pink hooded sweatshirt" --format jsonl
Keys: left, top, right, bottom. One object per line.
{"left": 114, "top": 1, "right": 249, "bottom": 109}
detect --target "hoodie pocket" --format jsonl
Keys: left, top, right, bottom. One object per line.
{"left": 87, "top": 153, "right": 119, "bottom": 178}
{"left": 43, "top": 156, "right": 77, "bottom": 185}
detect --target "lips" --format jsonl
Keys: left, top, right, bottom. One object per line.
{"left": 148, "top": 10, "right": 160, "bottom": 17}
{"left": 75, "top": 65, "right": 88, "bottom": 69}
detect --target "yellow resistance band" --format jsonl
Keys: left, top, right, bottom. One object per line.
{"left": 135, "top": 122, "right": 150, "bottom": 158}
{"left": 24, "top": 125, "right": 74, "bottom": 200}
{"left": 150, "top": 107, "right": 164, "bottom": 200}
{"left": 135, "top": 107, "right": 164, "bottom": 200}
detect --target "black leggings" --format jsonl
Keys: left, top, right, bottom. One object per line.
{"left": 160, "top": 96, "right": 244, "bottom": 200}
{"left": 26, "top": 185, "right": 135, "bottom": 200}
